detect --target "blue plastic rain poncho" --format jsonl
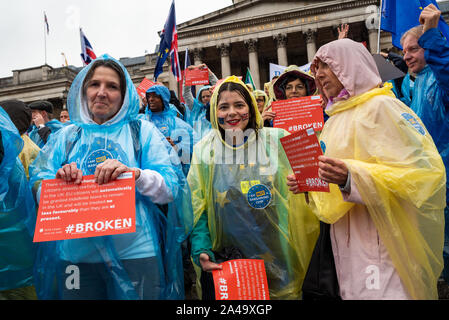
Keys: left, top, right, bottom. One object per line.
{"left": 185, "top": 86, "right": 212, "bottom": 141}
{"left": 142, "top": 85, "right": 194, "bottom": 176}
{"left": 0, "top": 106, "right": 36, "bottom": 293}
{"left": 29, "top": 54, "right": 193, "bottom": 300}
{"left": 403, "top": 28, "right": 449, "bottom": 282}
{"left": 28, "top": 119, "right": 64, "bottom": 148}
{"left": 188, "top": 76, "right": 319, "bottom": 300}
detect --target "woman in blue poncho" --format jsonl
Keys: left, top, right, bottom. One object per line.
{"left": 29, "top": 55, "right": 192, "bottom": 300}
{"left": 0, "top": 106, "right": 36, "bottom": 299}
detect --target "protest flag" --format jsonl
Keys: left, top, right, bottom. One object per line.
{"left": 245, "top": 68, "right": 256, "bottom": 91}
{"left": 380, "top": 0, "right": 449, "bottom": 49}
{"left": 80, "top": 28, "right": 97, "bottom": 66}
{"left": 154, "top": 0, "right": 181, "bottom": 82}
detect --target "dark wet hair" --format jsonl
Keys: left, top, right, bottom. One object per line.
{"left": 82, "top": 59, "right": 127, "bottom": 103}
{"left": 216, "top": 81, "right": 259, "bottom": 139}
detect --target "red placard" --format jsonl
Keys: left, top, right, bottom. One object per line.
{"left": 185, "top": 68, "right": 209, "bottom": 86}
{"left": 212, "top": 259, "right": 270, "bottom": 300}
{"left": 33, "top": 172, "right": 136, "bottom": 242}
{"left": 280, "top": 128, "right": 329, "bottom": 192}
{"left": 272, "top": 95, "right": 323, "bottom": 133}
{"left": 136, "top": 77, "right": 156, "bottom": 98}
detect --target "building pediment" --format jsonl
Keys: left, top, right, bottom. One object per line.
{"left": 177, "top": 0, "right": 366, "bottom": 37}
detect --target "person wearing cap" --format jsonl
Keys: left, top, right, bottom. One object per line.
{"left": 28, "top": 100, "right": 64, "bottom": 148}
{"left": 287, "top": 37, "right": 445, "bottom": 300}
{"left": 0, "top": 100, "right": 40, "bottom": 179}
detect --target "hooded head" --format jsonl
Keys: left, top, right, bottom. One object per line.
{"left": 210, "top": 76, "right": 263, "bottom": 142}
{"left": 0, "top": 100, "right": 32, "bottom": 135}
{"left": 273, "top": 65, "right": 317, "bottom": 100}
{"left": 146, "top": 85, "right": 170, "bottom": 113}
{"left": 67, "top": 54, "right": 139, "bottom": 128}
{"left": 252, "top": 90, "right": 269, "bottom": 114}
{"left": 196, "top": 86, "right": 212, "bottom": 106}
{"left": 311, "top": 38, "right": 382, "bottom": 106}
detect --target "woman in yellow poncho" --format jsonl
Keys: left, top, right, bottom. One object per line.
{"left": 188, "top": 76, "right": 319, "bottom": 300}
{"left": 288, "top": 38, "right": 446, "bottom": 299}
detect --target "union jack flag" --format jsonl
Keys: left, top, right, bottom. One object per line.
{"left": 154, "top": 0, "right": 181, "bottom": 82}
{"left": 44, "top": 12, "right": 49, "bottom": 35}
{"left": 80, "top": 28, "right": 97, "bottom": 66}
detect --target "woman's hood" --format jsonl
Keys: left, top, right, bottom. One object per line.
{"left": 196, "top": 85, "right": 212, "bottom": 104}
{"left": 253, "top": 89, "right": 269, "bottom": 111}
{"left": 272, "top": 65, "right": 317, "bottom": 100}
{"left": 209, "top": 76, "right": 263, "bottom": 131}
{"left": 67, "top": 54, "right": 139, "bottom": 128}
{"left": 311, "top": 38, "right": 382, "bottom": 103}
{"left": 146, "top": 85, "right": 171, "bottom": 110}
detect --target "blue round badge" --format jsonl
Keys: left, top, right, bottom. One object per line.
{"left": 247, "top": 184, "right": 272, "bottom": 210}
{"left": 84, "top": 149, "right": 113, "bottom": 175}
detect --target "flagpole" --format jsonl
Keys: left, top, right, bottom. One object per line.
{"left": 377, "top": 0, "right": 383, "bottom": 54}
{"left": 43, "top": 12, "right": 47, "bottom": 65}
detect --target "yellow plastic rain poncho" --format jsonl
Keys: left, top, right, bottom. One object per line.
{"left": 188, "top": 76, "right": 319, "bottom": 300}
{"left": 309, "top": 39, "right": 446, "bottom": 300}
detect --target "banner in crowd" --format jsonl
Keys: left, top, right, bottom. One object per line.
{"left": 280, "top": 128, "right": 329, "bottom": 192}
{"left": 136, "top": 77, "right": 156, "bottom": 98}
{"left": 33, "top": 172, "right": 136, "bottom": 242}
{"left": 269, "top": 63, "right": 286, "bottom": 81}
{"left": 271, "top": 95, "right": 323, "bottom": 133}
{"left": 184, "top": 67, "right": 209, "bottom": 86}
{"left": 269, "top": 62, "right": 311, "bottom": 81}
{"left": 212, "top": 259, "right": 270, "bottom": 300}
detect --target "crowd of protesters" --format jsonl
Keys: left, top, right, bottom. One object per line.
{"left": 0, "top": 4, "right": 448, "bottom": 300}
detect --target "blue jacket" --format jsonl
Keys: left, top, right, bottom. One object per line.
{"left": 405, "top": 28, "right": 449, "bottom": 202}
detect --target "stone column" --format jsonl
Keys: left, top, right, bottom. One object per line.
{"left": 274, "top": 33, "right": 288, "bottom": 67}
{"left": 193, "top": 48, "right": 203, "bottom": 66}
{"left": 218, "top": 43, "right": 231, "bottom": 78}
{"left": 304, "top": 29, "right": 317, "bottom": 62}
{"left": 368, "top": 29, "right": 378, "bottom": 54}
{"left": 244, "top": 39, "right": 260, "bottom": 90}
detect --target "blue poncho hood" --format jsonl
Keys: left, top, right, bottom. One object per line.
{"left": 67, "top": 54, "right": 139, "bottom": 129}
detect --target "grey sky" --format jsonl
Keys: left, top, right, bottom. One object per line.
{"left": 0, "top": 0, "right": 232, "bottom": 78}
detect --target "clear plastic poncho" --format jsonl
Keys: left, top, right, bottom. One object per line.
{"left": 309, "top": 84, "right": 446, "bottom": 300}
{"left": 0, "top": 106, "right": 36, "bottom": 291}
{"left": 29, "top": 54, "right": 193, "bottom": 300}
{"left": 188, "top": 76, "right": 319, "bottom": 299}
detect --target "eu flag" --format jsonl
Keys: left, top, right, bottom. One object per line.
{"left": 154, "top": 0, "right": 181, "bottom": 82}
{"left": 381, "top": 0, "right": 449, "bottom": 49}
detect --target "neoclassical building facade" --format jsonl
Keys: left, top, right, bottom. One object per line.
{"left": 1, "top": 0, "right": 448, "bottom": 116}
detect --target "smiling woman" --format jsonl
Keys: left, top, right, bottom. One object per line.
{"left": 187, "top": 76, "right": 319, "bottom": 300}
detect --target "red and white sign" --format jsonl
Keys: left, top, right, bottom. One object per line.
{"left": 184, "top": 68, "right": 209, "bottom": 86}
{"left": 136, "top": 77, "right": 156, "bottom": 98}
{"left": 212, "top": 259, "right": 270, "bottom": 300}
{"left": 272, "top": 95, "right": 324, "bottom": 133}
{"left": 280, "top": 128, "right": 329, "bottom": 192}
{"left": 33, "top": 172, "right": 136, "bottom": 242}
